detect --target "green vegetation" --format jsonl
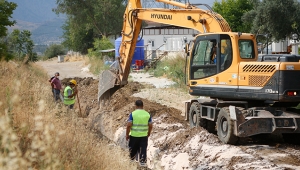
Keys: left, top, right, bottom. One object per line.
{"left": 87, "top": 37, "right": 114, "bottom": 74}
{"left": 151, "top": 55, "right": 187, "bottom": 88}
{"left": 242, "top": 0, "right": 300, "bottom": 41}
{"left": 7, "top": 29, "right": 36, "bottom": 61}
{"left": 0, "top": 0, "right": 17, "bottom": 60}
{"left": 88, "top": 37, "right": 114, "bottom": 58}
{"left": 44, "top": 44, "right": 66, "bottom": 59}
{"left": 54, "top": 0, "right": 125, "bottom": 54}
{"left": 212, "top": 0, "right": 254, "bottom": 33}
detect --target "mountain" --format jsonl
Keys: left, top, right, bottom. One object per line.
{"left": 8, "top": 0, "right": 65, "bottom": 45}
{"left": 9, "top": 0, "right": 58, "bottom": 23}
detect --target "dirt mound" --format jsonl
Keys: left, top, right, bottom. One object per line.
{"left": 62, "top": 77, "right": 98, "bottom": 116}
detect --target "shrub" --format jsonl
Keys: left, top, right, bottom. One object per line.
{"left": 152, "top": 54, "right": 187, "bottom": 88}
{"left": 87, "top": 37, "right": 114, "bottom": 74}
{"left": 44, "top": 44, "right": 66, "bottom": 59}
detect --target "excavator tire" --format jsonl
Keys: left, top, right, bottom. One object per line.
{"left": 189, "top": 102, "right": 207, "bottom": 128}
{"left": 217, "top": 107, "right": 238, "bottom": 144}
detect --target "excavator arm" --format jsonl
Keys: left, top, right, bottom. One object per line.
{"left": 98, "top": 0, "right": 231, "bottom": 104}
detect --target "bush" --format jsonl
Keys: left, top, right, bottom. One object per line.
{"left": 87, "top": 37, "right": 114, "bottom": 74}
{"left": 88, "top": 37, "right": 114, "bottom": 59}
{"left": 44, "top": 44, "right": 66, "bottom": 59}
{"left": 152, "top": 55, "right": 187, "bottom": 88}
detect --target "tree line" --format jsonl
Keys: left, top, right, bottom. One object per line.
{"left": 213, "top": 0, "right": 300, "bottom": 41}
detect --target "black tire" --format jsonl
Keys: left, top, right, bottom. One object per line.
{"left": 282, "top": 133, "right": 300, "bottom": 145}
{"left": 189, "top": 102, "right": 207, "bottom": 128}
{"left": 217, "top": 107, "right": 238, "bottom": 144}
{"left": 189, "top": 102, "right": 199, "bottom": 127}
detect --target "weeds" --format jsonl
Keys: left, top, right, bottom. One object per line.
{"left": 85, "top": 56, "right": 110, "bottom": 75}
{"left": 152, "top": 55, "right": 187, "bottom": 89}
{"left": 0, "top": 61, "right": 135, "bottom": 169}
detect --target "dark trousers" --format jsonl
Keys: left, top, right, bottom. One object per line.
{"left": 129, "top": 136, "right": 148, "bottom": 163}
{"left": 53, "top": 89, "right": 61, "bottom": 101}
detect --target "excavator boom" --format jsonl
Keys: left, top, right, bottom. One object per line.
{"left": 98, "top": 0, "right": 230, "bottom": 103}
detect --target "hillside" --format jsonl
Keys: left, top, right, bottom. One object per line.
{"left": 9, "top": 0, "right": 58, "bottom": 23}
{"left": 8, "top": 0, "right": 65, "bottom": 45}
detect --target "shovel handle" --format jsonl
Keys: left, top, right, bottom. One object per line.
{"left": 76, "top": 92, "right": 82, "bottom": 115}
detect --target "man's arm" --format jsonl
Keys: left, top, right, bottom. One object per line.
{"left": 148, "top": 123, "right": 153, "bottom": 137}
{"left": 126, "top": 122, "right": 132, "bottom": 141}
{"left": 69, "top": 86, "right": 78, "bottom": 98}
{"left": 148, "top": 116, "right": 153, "bottom": 137}
{"left": 126, "top": 113, "right": 133, "bottom": 141}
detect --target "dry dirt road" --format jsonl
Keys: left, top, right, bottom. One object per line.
{"left": 37, "top": 59, "right": 300, "bottom": 170}
{"left": 36, "top": 58, "right": 96, "bottom": 79}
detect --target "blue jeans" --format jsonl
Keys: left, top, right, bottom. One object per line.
{"left": 53, "top": 89, "right": 61, "bottom": 101}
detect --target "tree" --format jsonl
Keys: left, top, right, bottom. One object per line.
{"left": 212, "top": 0, "right": 254, "bottom": 32}
{"left": 7, "top": 29, "right": 35, "bottom": 61}
{"left": 0, "top": 0, "right": 17, "bottom": 60}
{"left": 54, "top": 0, "right": 125, "bottom": 54}
{"left": 242, "top": 0, "right": 300, "bottom": 41}
{"left": 44, "top": 44, "right": 66, "bottom": 59}
{"left": 88, "top": 37, "right": 114, "bottom": 58}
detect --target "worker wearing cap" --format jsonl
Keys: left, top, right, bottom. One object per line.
{"left": 63, "top": 79, "right": 78, "bottom": 109}
{"left": 126, "top": 100, "right": 153, "bottom": 167}
{"left": 50, "top": 72, "right": 62, "bottom": 102}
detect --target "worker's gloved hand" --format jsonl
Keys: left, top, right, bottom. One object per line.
{"left": 126, "top": 135, "right": 129, "bottom": 141}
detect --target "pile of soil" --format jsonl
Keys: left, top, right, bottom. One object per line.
{"left": 61, "top": 77, "right": 98, "bottom": 117}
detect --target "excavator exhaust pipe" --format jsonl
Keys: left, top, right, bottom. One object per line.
{"left": 98, "top": 70, "right": 120, "bottom": 107}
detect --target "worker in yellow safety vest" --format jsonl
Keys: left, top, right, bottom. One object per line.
{"left": 63, "top": 79, "right": 78, "bottom": 109}
{"left": 126, "top": 100, "right": 153, "bottom": 167}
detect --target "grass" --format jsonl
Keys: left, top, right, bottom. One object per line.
{"left": 0, "top": 60, "right": 135, "bottom": 169}
{"left": 151, "top": 55, "right": 188, "bottom": 89}
{"left": 85, "top": 56, "right": 110, "bottom": 75}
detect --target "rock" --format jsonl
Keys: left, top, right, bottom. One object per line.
{"left": 116, "top": 116, "right": 122, "bottom": 121}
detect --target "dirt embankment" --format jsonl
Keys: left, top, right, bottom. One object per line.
{"left": 69, "top": 76, "right": 300, "bottom": 170}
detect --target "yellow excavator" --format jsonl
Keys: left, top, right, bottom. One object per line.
{"left": 98, "top": 0, "right": 300, "bottom": 144}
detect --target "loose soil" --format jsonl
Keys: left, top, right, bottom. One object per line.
{"left": 37, "top": 59, "right": 300, "bottom": 170}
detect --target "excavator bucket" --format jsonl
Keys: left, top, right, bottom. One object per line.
{"left": 98, "top": 70, "right": 120, "bottom": 106}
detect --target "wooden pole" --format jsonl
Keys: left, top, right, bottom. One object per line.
{"left": 76, "top": 92, "right": 82, "bottom": 116}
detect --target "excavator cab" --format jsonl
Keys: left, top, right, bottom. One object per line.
{"left": 188, "top": 34, "right": 233, "bottom": 82}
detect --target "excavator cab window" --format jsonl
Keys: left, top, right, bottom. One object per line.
{"left": 190, "top": 39, "right": 217, "bottom": 79}
{"left": 239, "top": 40, "right": 255, "bottom": 59}
{"left": 190, "top": 34, "right": 232, "bottom": 80}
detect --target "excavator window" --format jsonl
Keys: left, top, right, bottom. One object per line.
{"left": 190, "top": 39, "right": 217, "bottom": 79}
{"left": 190, "top": 34, "right": 233, "bottom": 80}
{"left": 239, "top": 40, "right": 255, "bottom": 59}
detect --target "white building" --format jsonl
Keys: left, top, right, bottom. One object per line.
{"left": 141, "top": 25, "right": 199, "bottom": 59}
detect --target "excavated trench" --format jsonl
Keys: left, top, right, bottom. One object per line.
{"left": 62, "top": 77, "right": 300, "bottom": 170}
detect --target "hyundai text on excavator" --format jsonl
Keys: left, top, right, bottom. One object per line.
{"left": 98, "top": 0, "right": 300, "bottom": 144}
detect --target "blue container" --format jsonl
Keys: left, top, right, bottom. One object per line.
{"left": 115, "top": 36, "right": 145, "bottom": 68}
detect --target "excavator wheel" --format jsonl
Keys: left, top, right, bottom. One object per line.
{"left": 189, "top": 102, "right": 207, "bottom": 128}
{"left": 217, "top": 107, "right": 238, "bottom": 144}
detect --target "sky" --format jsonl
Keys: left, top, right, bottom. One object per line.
{"left": 188, "top": 0, "right": 217, "bottom": 6}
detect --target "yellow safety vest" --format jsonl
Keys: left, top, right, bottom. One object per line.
{"left": 64, "top": 86, "right": 75, "bottom": 105}
{"left": 130, "top": 110, "right": 150, "bottom": 137}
